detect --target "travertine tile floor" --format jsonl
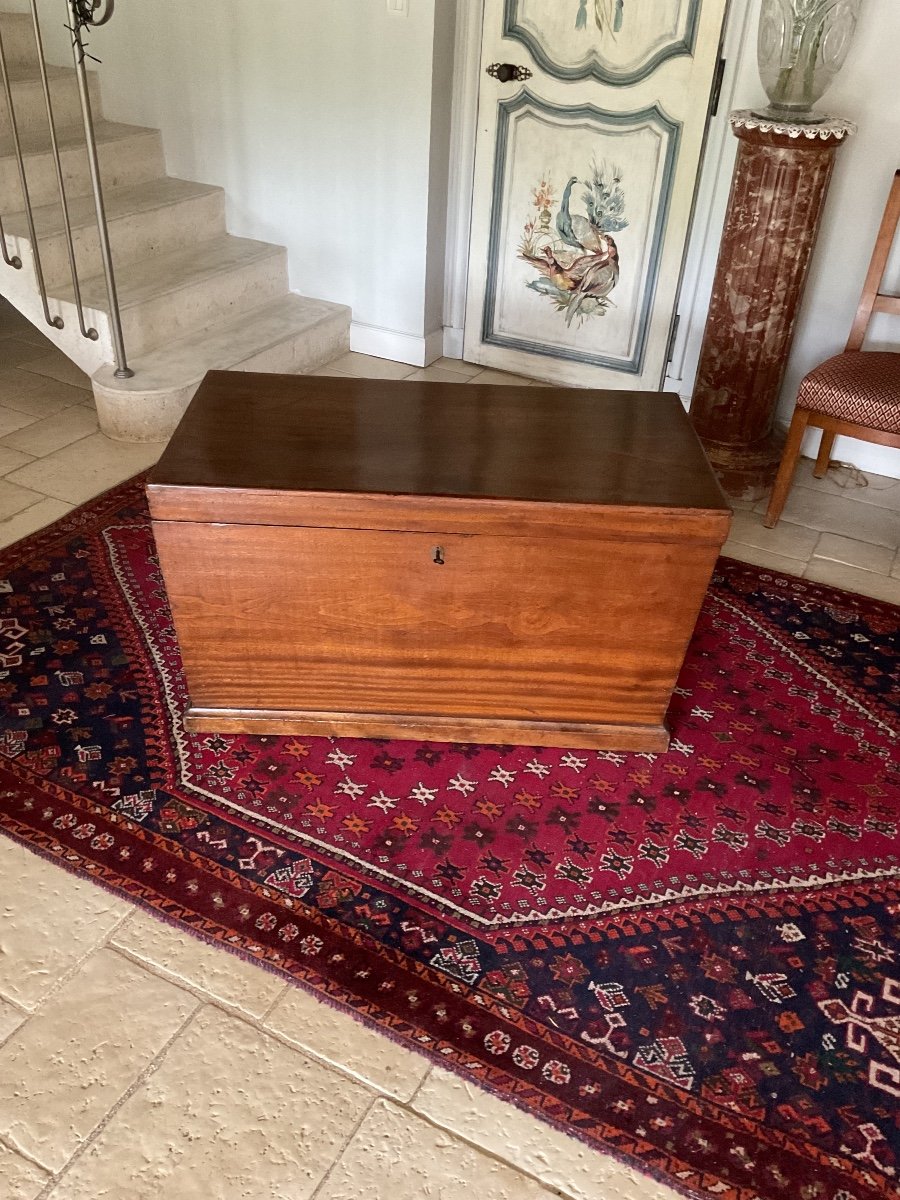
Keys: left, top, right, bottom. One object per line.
{"left": 0, "top": 296, "right": 898, "bottom": 1199}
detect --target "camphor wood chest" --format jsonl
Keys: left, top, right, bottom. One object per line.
{"left": 146, "top": 371, "right": 731, "bottom": 752}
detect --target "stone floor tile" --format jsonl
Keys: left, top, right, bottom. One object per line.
{"left": 0, "top": 839, "right": 130, "bottom": 1011}
{"left": 0, "top": 375, "right": 91, "bottom": 419}
{"left": 329, "top": 351, "right": 416, "bottom": 380}
{"left": 429, "top": 356, "right": 482, "bottom": 377}
{"left": 0, "top": 479, "right": 45, "bottom": 522}
{"left": 404, "top": 365, "right": 470, "bottom": 384}
{"left": 414, "top": 1067, "right": 679, "bottom": 1200}
{"left": 44, "top": 1005, "right": 372, "bottom": 1200}
{"left": 10, "top": 322, "right": 54, "bottom": 350}
{"left": 309, "top": 364, "right": 354, "bottom": 377}
{"left": 1, "top": 406, "right": 99, "bottom": 457}
{"left": 0, "top": 300, "right": 40, "bottom": 334}
{"left": 0, "top": 497, "right": 73, "bottom": 550}
{"left": 811, "top": 532, "right": 895, "bottom": 575}
{"left": 720, "top": 539, "right": 807, "bottom": 577}
{"left": 752, "top": 484, "right": 900, "bottom": 549}
{"left": 16, "top": 348, "right": 92, "bottom": 391}
{"left": 0, "top": 445, "right": 34, "bottom": 475}
{"left": 5, "top": 433, "right": 166, "bottom": 505}
{"left": 803, "top": 558, "right": 900, "bottom": 604}
{"left": 794, "top": 458, "right": 900, "bottom": 511}
{"left": 265, "top": 984, "right": 430, "bottom": 1101}
{"left": 0, "top": 1142, "right": 49, "bottom": 1200}
{"left": 0, "top": 997, "right": 25, "bottom": 1044}
{"left": 0, "top": 337, "right": 52, "bottom": 370}
{"left": 892, "top": 549, "right": 900, "bottom": 579}
{"left": 468, "top": 367, "right": 538, "bottom": 386}
{"left": 0, "top": 368, "right": 51, "bottom": 398}
{"left": 110, "top": 910, "right": 287, "bottom": 1019}
{"left": 0, "top": 404, "right": 38, "bottom": 438}
{"left": 0, "top": 300, "right": 52, "bottom": 347}
{"left": 316, "top": 1099, "right": 559, "bottom": 1200}
{"left": 728, "top": 507, "right": 819, "bottom": 560}
{"left": 0, "top": 949, "right": 198, "bottom": 1173}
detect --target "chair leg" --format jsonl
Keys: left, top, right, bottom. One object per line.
{"left": 764, "top": 408, "right": 811, "bottom": 528}
{"left": 813, "top": 428, "right": 836, "bottom": 477}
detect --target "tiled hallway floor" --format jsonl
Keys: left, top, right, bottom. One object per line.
{"left": 1, "top": 299, "right": 898, "bottom": 1198}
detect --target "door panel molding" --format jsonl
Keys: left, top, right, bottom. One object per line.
{"left": 459, "top": 0, "right": 731, "bottom": 386}
{"left": 504, "top": 0, "right": 703, "bottom": 86}
{"left": 482, "top": 91, "right": 681, "bottom": 373}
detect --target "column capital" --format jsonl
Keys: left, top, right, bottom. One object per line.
{"left": 730, "top": 110, "right": 857, "bottom": 146}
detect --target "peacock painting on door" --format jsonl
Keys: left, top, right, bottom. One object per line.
{"left": 519, "top": 162, "right": 627, "bottom": 327}
{"left": 464, "top": 0, "right": 728, "bottom": 390}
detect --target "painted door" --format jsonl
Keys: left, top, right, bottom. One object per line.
{"left": 464, "top": 0, "right": 728, "bottom": 388}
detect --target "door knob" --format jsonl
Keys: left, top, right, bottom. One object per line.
{"left": 486, "top": 62, "right": 532, "bottom": 84}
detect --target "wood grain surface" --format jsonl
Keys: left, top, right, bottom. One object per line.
{"left": 147, "top": 372, "right": 730, "bottom": 514}
{"left": 148, "top": 372, "right": 731, "bottom": 750}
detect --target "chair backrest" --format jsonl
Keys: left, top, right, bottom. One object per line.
{"left": 846, "top": 169, "right": 900, "bottom": 352}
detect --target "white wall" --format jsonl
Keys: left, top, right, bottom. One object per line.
{"left": 674, "top": 0, "right": 900, "bottom": 479}
{"left": 33, "top": 0, "right": 454, "bottom": 365}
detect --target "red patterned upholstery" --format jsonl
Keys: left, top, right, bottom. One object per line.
{"left": 798, "top": 350, "right": 900, "bottom": 432}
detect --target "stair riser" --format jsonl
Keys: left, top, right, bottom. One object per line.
{"left": 0, "top": 16, "right": 40, "bottom": 72}
{"left": 33, "top": 189, "right": 226, "bottom": 289}
{"left": 0, "top": 129, "right": 165, "bottom": 212}
{"left": 237, "top": 312, "right": 350, "bottom": 376}
{"left": 0, "top": 70, "right": 101, "bottom": 136}
{"left": 119, "top": 251, "right": 289, "bottom": 356}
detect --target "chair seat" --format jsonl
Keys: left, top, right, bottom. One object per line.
{"left": 798, "top": 351, "right": 900, "bottom": 432}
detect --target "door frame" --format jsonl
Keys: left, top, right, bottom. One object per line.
{"left": 442, "top": 0, "right": 759, "bottom": 399}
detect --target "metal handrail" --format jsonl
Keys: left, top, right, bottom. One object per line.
{"left": 0, "top": 0, "right": 132, "bottom": 374}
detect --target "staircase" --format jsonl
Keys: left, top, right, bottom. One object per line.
{"left": 0, "top": 10, "right": 350, "bottom": 442}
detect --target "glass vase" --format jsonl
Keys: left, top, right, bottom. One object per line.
{"left": 756, "top": 0, "right": 862, "bottom": 123}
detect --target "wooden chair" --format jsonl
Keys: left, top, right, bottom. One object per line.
{"left": 764, "top": 169, "right": 900, "bottom": 528}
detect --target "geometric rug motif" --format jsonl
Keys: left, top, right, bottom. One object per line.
{"left": 1, "top": 476, "right": 898, "bottom": 1200}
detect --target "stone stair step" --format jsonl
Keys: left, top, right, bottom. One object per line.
{"left": 0, "top": 119, "right": 164, "bottom": 212}
{"left": 0, "top": 17, "right": 354, "bottom": 446}
{"left": 5, "top": 175, "right": 226, "bottom": 287}
{"left": 55, "top": 232, "right": 289, "bottom": 357}
{"left": 93, "top": 294, "right": 351, "bottom": 440}
{"left": 0, "top": 13, "right": 40, "bottom": 71}
{"left": 0, "top": 63, "right": 101, "bottom": 135}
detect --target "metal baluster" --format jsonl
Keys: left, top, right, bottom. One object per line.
{"left": 30, "top": 1, "right": 97, "bottom": 340}
{"left": 67, "top": 0, "right": 131, "bottom": 376}
{"left": 0, "top": 23, "right": 23, "bottom": 270}
{"left": 0, "top": 24, "right": 63, "bottom": 328}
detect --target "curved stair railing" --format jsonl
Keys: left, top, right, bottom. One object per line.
{"left": 0, "top": 0, "right": 133, "bottom": 377}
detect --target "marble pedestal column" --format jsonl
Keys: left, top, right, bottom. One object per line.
{"left": 690, "top": 111, "right": 855, "bottom": 500}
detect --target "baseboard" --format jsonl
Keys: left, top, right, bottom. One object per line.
{"left": 443, "top": 325, "right": 464, "bottom": 359}
{"left": 350, "top": 322, "right": 444, "bottom": 367}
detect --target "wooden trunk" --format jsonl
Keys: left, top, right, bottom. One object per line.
{"left": 146, "top": 372, "right": 731, "bottom": 752}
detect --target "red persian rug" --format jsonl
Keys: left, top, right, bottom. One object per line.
{"left": 1, "top": 476, "right": 898, "bottom": 1200}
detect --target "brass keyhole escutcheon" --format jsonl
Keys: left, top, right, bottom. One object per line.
{"left": 433, "top": 546, "right": 445, "bottom": 565}
{"left": 486, "top": 62, "right": 533, "bottom": 84}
